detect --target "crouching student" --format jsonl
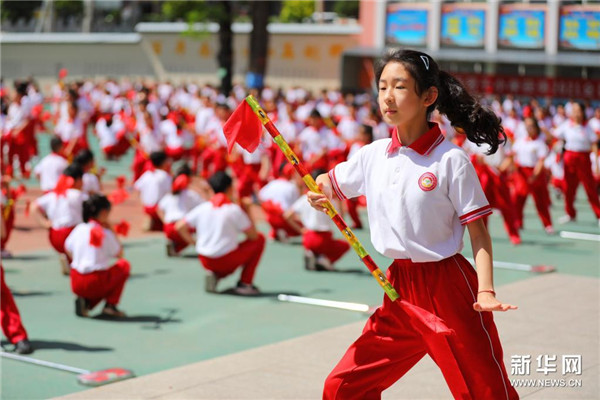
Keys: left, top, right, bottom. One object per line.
{"left": 134, "top": 151, "right": 172, "bottom": 231}
{"left": 284, "top": 169, "right": 350, "bottom": 271}
{"left": 176, "top": 171, "right": 265, "bottom": 296}
{"left": 30, "top": 164, "right": 87, "bottom": 275}
{"left": 158, "top": 164, "right": 205, "bottom": 257}
{"left": 65, "top": 194, "right": 130, "bottom": 318}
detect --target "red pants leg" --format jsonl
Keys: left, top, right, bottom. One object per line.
{"left": 163, "top": 222, "right": 189, "bottom": 253}
{"left": 198, "top": 233, "right": 265, "bottom": 285}
{"left": 0, "top": 266, "right": 29, "bottom": 344}
{"left": 323, "top": 255, "right": 519, "bottom": 400}
{"left": 143, "top": 206, "right": 163, "bottom": 231}
{"left": 302, "top": 231, "right": 350, "bottom": 264}
{"left": 493, "top": 174, "right": 521, "bottom": 242}
{"left": 528, "top": 170, "right": 553, "bottom": 228}
{"left": 70, "top": 259, "right": 131, "bottom": 309}
{"left": 1, "top": 209, "right": 15, "bottom": 250}
{"left": 49, "top": 226, "right": 76, "bottom": 256}
{"left": 563, "top": 151, "right": 581, "bottom": 219}
{"left": 574, "top": 153, "right": 600, "bottom": 218}
{"left": 262, "top": 202, "right": 302, "bottom": 238}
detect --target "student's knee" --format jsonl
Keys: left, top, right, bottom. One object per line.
{"left": 116, "top": 259, "right": 131, "bottom": 277}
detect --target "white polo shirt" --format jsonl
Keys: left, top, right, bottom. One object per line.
{"left": 65, "top": 222, "right": 121, "bottom": 274}
{"left": 33, "top": 153, "right": 68, "bottom": 191}
{"left": 184, "top": 201, "right": 251, "bottom": 258}
{"left": 298, "top": 126, "right": 327, "bottom": 160}
{"left": 337, "top": 117, "right": 360, "bottom": 141}
{"left": 158, "top": 189, "right": 205, "bottom": 223}
{"left": 554, "top": 120, "right": 598, "bottom": 152}
{"left": 134, "top": 169, "right": 172, "bottom": 207}
{"left": 291, "top": 194, "right": 332, "bottom": 232}
{"left": 82, "top": 173, "right": 101, "bottom": 194}
{"left": 259, "top": 179, "right": 300, "bottom": 211}
{"left": 35, "top": 189, "right": 87, "bottom": 229}
{"left": 329, "top": 123, "right": 491, "bottom": 262}
{"left": 512, "top": 137, "right": 548, "bottom": 168}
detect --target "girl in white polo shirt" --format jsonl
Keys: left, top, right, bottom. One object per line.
{"left": 134, "top": 151, "right": 172, "bottom": 231}
{"left": 33, "top": 136, "right": 68, "bottom": 193}
{"left": 65, "top": 194, "right": 129, "bottom": 318}
{"left": 309, "top": 49, "right": 518, "bottom": 400}
{"left": 553, "top": 102, "right": 600, "bottom": 224}
{"left": 176, "top": 171, "right": 265, "bottom": 296}
{"left": 511, "top": 117, "right": 553, "bottom": 233}
{"left": 31, "top": 164, "right": 87, "bottom": 275}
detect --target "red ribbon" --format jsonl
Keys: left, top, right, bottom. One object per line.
{"left": 89, "top": 221, "right": 105, "bottom": 247}
{"left": 54, "top": 175, "right": 74, "bottom": 197}
{"left": 210, "top": 193, "right": 231, "bottom": 208}
{"left": 172, "top": 174, "right": 189, "bottom": 193}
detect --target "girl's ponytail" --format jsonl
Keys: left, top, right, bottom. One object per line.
{"left": 436, "top": 70, "right": 506, "bottom": 155}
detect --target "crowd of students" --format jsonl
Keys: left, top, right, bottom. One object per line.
{"left": 1, "top": 75, "right": 599, "bottom": 354}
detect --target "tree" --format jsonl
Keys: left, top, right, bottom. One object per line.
{"left": 1, "top": 1, "right": 42, "bottom": 23}
{"left": 334, "top": 0, "right": 359, "bottom": 19}
{"left": 279, "top": 0, "right": 314, "bottom": 23}
{"left": 160, "top": 0, "right": 234, "bottom": 94}
{"left": 247, "top": 1, "right": 270, "bottom": 90}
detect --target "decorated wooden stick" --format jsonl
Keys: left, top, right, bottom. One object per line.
{"left": 244, "top": 95, "right": 399, "bottom": 302}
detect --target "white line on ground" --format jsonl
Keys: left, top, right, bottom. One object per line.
{"left": 559, "top": 231, "right": 600, "bottom": 242}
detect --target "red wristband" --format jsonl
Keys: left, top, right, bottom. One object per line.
{"left": 478, "top": 289, "right": 496, "bottom": 296}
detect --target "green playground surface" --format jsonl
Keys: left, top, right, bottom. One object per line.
{"left": 1, "top": 133, "right": 599, "bottom": 399}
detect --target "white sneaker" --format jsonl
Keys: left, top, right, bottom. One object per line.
{"left": 205, "top": 273, "right": 220, "bottom": 293}
{"left": 316, "top": 255, "right": 335, "bottom": 271}
{"left": 275, "top": 230, "right": 289, "bottom": 244}
{"left": 304, "top": 250, "right": 316, "bottom": 271}
{"left": 558, "top": 215, "right": 574, "bottom": 225}
{"left": 544, "top": 226, "right": 555, "bottom": 235}
{"left": 233, "top": 282, "right": 260, "bottom": 296}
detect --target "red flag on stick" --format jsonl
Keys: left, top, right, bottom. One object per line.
{"left": 222, "top": 100, "right": 263, "bottom": 154}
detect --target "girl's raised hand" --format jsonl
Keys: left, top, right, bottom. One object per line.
{"left": 473, "top": 292, "right": 518, "bottom": 312}
{"left": 307, "top": 182, "right": 331, "bottom": 213}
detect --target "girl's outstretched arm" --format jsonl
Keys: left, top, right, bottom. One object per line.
{"left": 467, "top": 218, "right": 518, "bottom": 312}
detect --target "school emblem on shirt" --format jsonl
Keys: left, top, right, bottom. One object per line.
{"left": 418, "top": 172, "right": 437, "bottom": 191}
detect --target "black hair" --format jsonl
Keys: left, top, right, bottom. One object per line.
{"left": 50, "top": 136, "right": 63, "bottom": 153}
{"left": 175, "top": 163, "right": 192, "bottom": 177}
{"left": 82, "top": 194, "right": 111, "bottom": 222}
{"left": 360, "top": 124, "right": 374, "bottom": 143}
{"left": 62, "top": 163, "right": 84, "bottom": 181}
{"left": 149, "top": 151, "right": 168, "bottom": 168}
{"left": 309, "top": 109, "right": 322, "bottom": 119}
{"left": 208, "top": 171, "right": 233, "bottom": 194}
{"left": 311, "top": 168, "right": 327, "bottom": 181}
{"left": 374, "top": 48, "right": 505, "bottom": 154}
{"left": 15, "top": 81, "right": 28, "bottom": 96}
{"left": 73, "top": 149, "right": 94, "bottom": 166}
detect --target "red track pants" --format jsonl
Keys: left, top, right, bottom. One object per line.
{"left": 262, "top": 201, "right": 302, "bottom": 239}
{"left": 324, "top": 255, "right": 519, "bottom": 400}
{"left": 512, "top": 167, "right": 552, "bottom": 229}
{"left": 198, "top": 234, "right": 265, "bottom": 285}
{"left": 303, "top": 231, "right": 349, "bottom": 264}
{"left": 49, "top": 226, "right": 76, "bottom": 255}
{"left": 143, "top": 206, "right": 164, "bottom": 231}
{"left": 70, "top": 259, "right": 131, "bottom": 309}
{"left": 0, "top": 266, "right": 29, "bottom": 344}
{"left": 1, "top": 208, "right": 15, "bottom": 250}
{"left": 563, "top": 151, "right": 600, "bottom": 219}
{"left": 163, "top": 222, "right": 191, "bottom": 253}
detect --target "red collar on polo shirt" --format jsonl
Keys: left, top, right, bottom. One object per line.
{"left": 387, "top": 123, "right": 444, "bottom": 156}
{"left": 210, "top": 193, "right": 231, "bottom": 208}
{"left": 89, "top": 219, "right": 105, "bottom": 248}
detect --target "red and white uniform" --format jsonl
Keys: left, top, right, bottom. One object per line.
{"left": 134, "top": 169, "right": 172, "bottom": 231}
{"left": 82, "top": 172, "right": 101, "bottom": 195}
{"left": 512, "top": 137, "right": 552, "bottom": 229}
{"left": 259, "top": 178, "right": 301, "bottom": 239}
{"left": 292, "top": 194, "right": 349, "bottom": 264}
{"left": 35, "top": 189, "right": 87, "bottom": 255}
{"left": 65, "top": 222, "right": 130, "bottom": 309}
{"left": 55, "top": 117, "right": 86, "bottom": 156}
{"left": 96, "top": 116, "right": 129, "bottom": 157}
{"left": 184, "top": 196, "right": 265, "bottom": 285}
{"left": 33, "top": 153, "right": 68, "bottom": 192}
{"left": 3, "top": 101, "right": 32, "bottom": 177}
{"left": 159, "top": 189, "right": 205, "bottom": 253}
{"left": 554, "top": 120, "right": 600, "bottom": 219}
{"left": 324, "top": 123, "right": 517, "bottom": 400}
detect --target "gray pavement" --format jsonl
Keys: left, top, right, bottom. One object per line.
{"left": 55, "top": 273, "right": 599, "bottom": 400}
